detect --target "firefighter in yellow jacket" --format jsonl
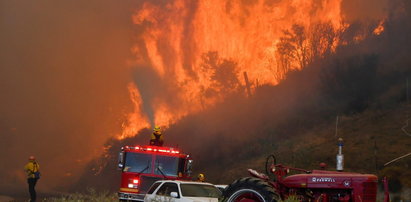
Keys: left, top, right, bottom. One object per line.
{"left": 24, "top": 156, "right": 40, "bottom": 202}
{"left": 149, "top": 126, "right": 164, "bottom": 146}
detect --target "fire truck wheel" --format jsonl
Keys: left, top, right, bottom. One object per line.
{"left": 222, "top": 177, "right": 280, "bottom": 202}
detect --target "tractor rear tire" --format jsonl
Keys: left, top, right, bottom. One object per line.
{"left": 222, "top": 177, "right": 280, "bottom": 202}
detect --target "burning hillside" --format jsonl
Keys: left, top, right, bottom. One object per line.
{"left": 119, "top": 0, "right": 390, "bottom": 140}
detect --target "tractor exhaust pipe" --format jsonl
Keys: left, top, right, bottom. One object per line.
{"left": 336, "top": 137, "right": 344, "bottom": 171}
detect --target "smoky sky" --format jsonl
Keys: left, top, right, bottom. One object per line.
{"left": 0, "top": 0, "right": 138, "bottom": 193}
{"left": 0, "top": 0, "right": 398, "bottom": 196}
{"left": 341, "top": 0, "right": 389, "bottom": 22}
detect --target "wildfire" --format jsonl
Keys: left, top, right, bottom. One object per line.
{"left": 117, "top": 83, "right": 150, "bottom": 140}
{"left": 373, "top": 20, "right": 385, "bottom": 35}
{"left": 118, "top": 0, "right": 349, "bottom": 139}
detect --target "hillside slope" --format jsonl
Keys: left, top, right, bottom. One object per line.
{"left": 213, "top": 105, "right": 411, "bottom": 185}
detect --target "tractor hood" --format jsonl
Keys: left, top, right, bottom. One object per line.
{"left": 282, "top": 170, "right": 378, "bottom": 189}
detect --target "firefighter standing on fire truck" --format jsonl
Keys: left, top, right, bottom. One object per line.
{"left": 150, "top": 126, "right": 164, "bottom": 146}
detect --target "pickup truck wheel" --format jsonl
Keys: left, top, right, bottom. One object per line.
{"left": 222, "top": 177, "right": 279, "bottom": 202}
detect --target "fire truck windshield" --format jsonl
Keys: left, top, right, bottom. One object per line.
{"left": 154, "top": 155, "right": 181, "bottom": 177}
{"left": 123, "top": 152, "right": 152, "bottom": 173}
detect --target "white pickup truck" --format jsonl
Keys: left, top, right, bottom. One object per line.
{"left": 144, "top": 180, "right": 222, "bottom": 202}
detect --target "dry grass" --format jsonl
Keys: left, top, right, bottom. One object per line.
{"left": 282, "top": 195, "right": 300, "bottom": 202}
{"left": 43, "top": 188, "right": 117, "bottom": 202}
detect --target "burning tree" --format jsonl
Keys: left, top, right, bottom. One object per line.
{"left": 275, "top": 22, "right": 340, "bottom": 81}
{"left": 200, "top": 51, "right": 241, "bottom": 99}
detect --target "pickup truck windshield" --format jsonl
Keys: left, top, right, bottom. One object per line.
{"left": 180, "top": 184, "right": 221, "bottom": 198}
{"left": 123, "top": 152, "right": 152, "bottom": 173}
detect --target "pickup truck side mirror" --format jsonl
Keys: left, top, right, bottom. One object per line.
{"left": 170, "top": 192, "right": 179, "bottom": 198}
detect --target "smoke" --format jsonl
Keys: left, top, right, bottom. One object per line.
{"left": 341, "top": 0, "right": 389, "bottom": 23}
{"left": 0, "top": 0, "right": 136, "bottom": 194}
{"left": 132, "top": 65, "right": 185, "bottom": 126}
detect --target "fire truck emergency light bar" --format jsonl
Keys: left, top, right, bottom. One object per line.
{"left": 122, "top": 146, "right": 180, "bottom": 154}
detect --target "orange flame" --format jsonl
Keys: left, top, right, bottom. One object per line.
{"left": 373, "top": 20, "right": 385, "bottom": 35}
{"left": 119, "top": 0, "right": 348, "bottom": 139}
{"left": 117, "top": 83, "right": 150, "bottom": 140}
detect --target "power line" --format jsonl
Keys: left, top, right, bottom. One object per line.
{"left": 384, "top": 152, "right": 411, "bottom": 166}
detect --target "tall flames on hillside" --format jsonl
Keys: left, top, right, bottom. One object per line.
{"left": 118, "top": 0, "right": 384, "bottom": 139}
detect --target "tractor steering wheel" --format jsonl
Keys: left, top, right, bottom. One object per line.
{"left": 265, "top": 154, "right": 277, "bottom": 180}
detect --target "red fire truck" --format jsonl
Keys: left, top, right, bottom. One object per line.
{"left": 117, "top": 145, "right": 193, "bottom": 201}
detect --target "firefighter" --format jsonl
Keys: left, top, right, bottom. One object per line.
{"left": 197, "top": 173, "right": 205, "bottom": 182}
{"left": 149, "top": 126, "right": 164, "bottom": 146}
{"left": 24, "top": 156, "right": 40, "bottom": 202}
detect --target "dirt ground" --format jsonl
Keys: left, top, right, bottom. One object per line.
{"left": 0, "top": 195, "right": 14, "bottom": 202}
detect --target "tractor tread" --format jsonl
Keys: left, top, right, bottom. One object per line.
{"left": 223, "top": 177, "right": 279, "bottom": 202}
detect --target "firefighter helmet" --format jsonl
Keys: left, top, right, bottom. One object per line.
{"left": 197, "top": 173, "right": 205, "bottom": 182}
{"left": 153, "top": 126, "right": 162, "bottom": 134}
{"left": 29, "top": 156, "right": 35, "bottom": 160}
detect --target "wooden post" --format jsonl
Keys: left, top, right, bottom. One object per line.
{"left": 243, "top": 71, "right": 251, "bottom": 97}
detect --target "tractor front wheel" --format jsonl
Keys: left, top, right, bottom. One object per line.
{"left": 222, "top": 177, "right": 280, "bottom": 202}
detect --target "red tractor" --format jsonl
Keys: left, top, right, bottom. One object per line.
{"left": 223, "top": 155, "right": 388, "bottom": 202}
